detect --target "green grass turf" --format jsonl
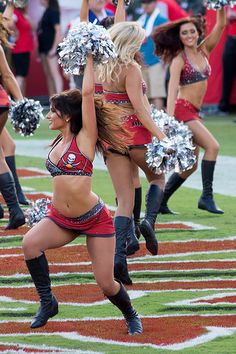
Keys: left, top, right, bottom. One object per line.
{"left": 0, "top": 114, "right": 235, "bottom": 353}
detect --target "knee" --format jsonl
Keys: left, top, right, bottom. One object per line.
{"left": 206, "top": 141, "right": 220, "bottom": 156}
{"left": 96, "top": 277, "right": 115, "bottom": 296}
{"left": 22, "top": 233, "right": 41, "bottom": 257}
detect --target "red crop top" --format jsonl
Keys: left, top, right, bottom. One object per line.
{"left": 179, "top": 49, "right": 211, "bottom": 86}
{"left": 95, "top": 81, "right": 147, "bottom": 104}
{"left": 45, "top": 136, "right": 93, "bottom": 177}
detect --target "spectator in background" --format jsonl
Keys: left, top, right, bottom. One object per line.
{"left": 10, "top": 4, "right": 34, "bottom": 96}
{"left": 37, "top": 0, "right": 63, "bottom": 96}
{"left": 177, "top": 0, "right": 205, "bottom": 15}
{"left": 157, "top": 0, "right": 188, "bottom": 20}
{"left": 137, "top": 0, "right": 167, "bottom": 109}
{"left": 217, "top": 4, "right": 236, "bottom": 116}
{"left": 105, "top": 0, "right": 116, "bottom": 15}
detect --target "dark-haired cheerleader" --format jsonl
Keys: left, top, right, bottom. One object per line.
{"left": 22, "top": 50, "right": 142, "bottom": 334}
{"left": 153, "top": 7, "right": 226, "bottom": 214}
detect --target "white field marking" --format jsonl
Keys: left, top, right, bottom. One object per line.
{"left": 130, "top": 249, "right": 236, "bottom": 261}
{"left": 1, "top": 248, "right": 236, "bottom": 262}
{"left": 49, "top": 261, "right": 91, "bottom": 266}
{"left": 1, "top": 313, "right": 236, "bottom": 324}
{"left": 21, "top": 186, "right": 35, "bottom": 192}
{"left": 1, "top": 326, "right": 236, "bottom": 351}
{"left": 26, "top": 191, "right": 53, "bottom": 197}
{"left": 163, "top": 327, "right": 236, "bottom": 351}
{"left": 6, "top": 326, "right": 235, "bottom": 352}
{"left": 0, "top": 235, "right": 235, "bottom": 251}
{"left": 0, "top": 340, "right": 103, "bottom": 354}
{"left": 21, "top": 175, "right": 51, "bottom": 180}
{"left": 1, "top": 290, "right": 236, "bottom": 308}
{"left": 167, "top": 292, "right": 236, "bottom": 307}
{"left": 0, "top": 307, "right": 26, "bottom": 311}
{"left": 128, "top": 258, "right": 236, "bottom": 264}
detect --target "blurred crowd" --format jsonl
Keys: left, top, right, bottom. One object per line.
{"left": 0, "top": 0, "right": 236, "bottom": 114}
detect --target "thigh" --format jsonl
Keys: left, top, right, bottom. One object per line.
{"left": 129, "top": 147, "right": 165, "bottom": 187}
{"left": 106, "top": 152, "right": 134, "bottom": 214}
{"left": 1, "top": 128, "right": 15, "bottom": 155}
{"left": 23, "top": 217, "right": 77, "bottom": 252}
{"left": 186, "top": 120, "right": 219, "bottom": 150}
{"left": 86, "top": 236, "right": 115, "bottom": 284}
{"left": 0, "top": 111, "right": 8, "bottom": 135}
{"left": 131, "top": 160, "right": 141, "bottom": 188}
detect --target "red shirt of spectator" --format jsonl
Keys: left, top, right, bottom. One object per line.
{"left": 12, "top": 9, "right": 34, "bottom": 54}
{"left": 157, "top": 0, "right": 188, "bottom": 21}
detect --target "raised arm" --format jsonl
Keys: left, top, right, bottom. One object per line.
{"left": 115, "top": 0, "right": 126, "bottom": 23}
{"left": 201, "top": 7, "right": 226, "bottom": 54}
{"left": 80, "top": 0, "right": 89, "bottom": 22}
{"left": 81, "top": 54, "right": 97, "bottom": 144}
{"left": 126, "top": 65, "right": 166, "bottom": 140}
{"left": 167, "top": 55, "right": 183, "bottom": 116}
{"left": 0, "top": 46, "right": 23, "bottom": 100}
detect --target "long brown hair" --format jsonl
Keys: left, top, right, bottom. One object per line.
{"left": 152, "top": 16, "right": 205, "bottom": 63}
{"left": 0, "top": 14, "right": 12, "bottom": 48}
{"left": 50, "top": 89, "right": 131, "bottom": 154}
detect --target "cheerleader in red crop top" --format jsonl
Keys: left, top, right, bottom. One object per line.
{"left": 22, "top": 52, "right": 142, "bottom": 335}
{"left": 96, "top": 1, "right": 174, "bottom": 287}
{"left": 153, "top": 7, "right": 226, "bottom": 215}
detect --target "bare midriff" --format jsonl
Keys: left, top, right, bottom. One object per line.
{"left": 178, "top": 80, "right": 208, "bottom": 109}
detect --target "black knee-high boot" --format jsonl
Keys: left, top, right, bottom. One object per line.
{"left": 126, "top": 218, "right": 139, "bottom": 256}
{"left": 159, "top": 173, "right": 185, "bottom": 214}
{"left": 198, "top": 160, "right": 224, "bottom": 214}
{"left": 133, "top": 187, "right": 142, "bottom": 238}
{"left": 25, "top": 253, "right": 58, "bottom": 328}
{"left": 0, "top": 172, "right": 25, "bottom": 229}
{"left": 114, "top": 216, "right": 133, "bottom": 285}
{"left": 140, "top": 184, "right": 163, "bottom": 255}
{"left": 5, "top": 156, "right": 29, "bottom": 205}
{"left": 107, "top": 280, "right": 142, "bottom": 335}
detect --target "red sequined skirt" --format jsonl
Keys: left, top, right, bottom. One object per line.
{"left": 46, "top": 200, "right": 115, "bottom": 237}
{"left": 0, "top": 85, "right": 10, "bottom": 108}
{"left": 174, "top": 99, "right": 201, "bottom": 122}
{"left": 122, "top": 114, "right": 152, "bottom": 147}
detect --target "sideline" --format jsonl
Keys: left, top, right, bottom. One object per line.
{"left": 15, "top": 140, "right": 236, "bottom": 197}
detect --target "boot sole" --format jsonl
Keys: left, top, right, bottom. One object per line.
{"left": 198, "top": 204, "right": 224, "bottom": 214}
{"left": 140, "top": 222, "right": 158, "bottom": 255}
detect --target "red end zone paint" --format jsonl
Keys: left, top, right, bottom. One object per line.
{"left": 0, "top": 316, "right": 236, "bottom": 347}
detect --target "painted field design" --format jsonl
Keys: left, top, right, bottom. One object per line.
{"left": 0, "top": 168, "right": 235, "bottom": 353}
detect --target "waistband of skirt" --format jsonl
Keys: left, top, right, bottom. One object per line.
{"left": 49, "top": 198, "right": 104, "bottom": 223}
{"left": 176, "top": 98, "right": 200, "bottom": 112}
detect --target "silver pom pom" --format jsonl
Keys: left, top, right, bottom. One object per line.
{"left": 204, "top": 0, "right": 236, "bottom": 9}
{"left": 2, "top": 0, "right": 28, "bottom": 8}
{"left": 25, "top": 198, "right": 51, "bottom": 228}
{"left": 9, "top": 98, "right": 44, "bottom": 136}
{"left": 58, "top": 22, "right": 117, "bottom": 75}
{"left": 145, "top": 106, "right": 196, "bottom": 174}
